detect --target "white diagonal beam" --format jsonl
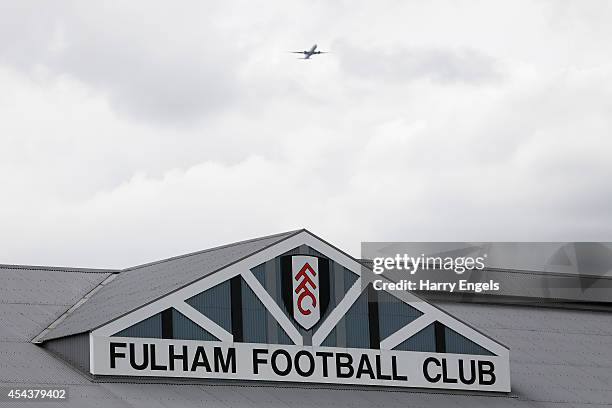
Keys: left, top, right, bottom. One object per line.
{"left": 380, "top": 314, "right": 436, "bottom": 350}
{"left": 242, "top": 269, "right": 303, "bottom": 345}
{"left": 174, "top": 302, "right": 233, "bottom": 343}
{"left": 312, "top": 278, "right": 363, "bottom": 346}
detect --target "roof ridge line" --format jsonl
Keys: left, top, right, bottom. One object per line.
{"left": 122, "top": 229, "right": 304, "bottom": 272}
{"left": 0, "top": 231, "right": 304, "bottom": 275}
{"left": 32, "top": 273, "right": 119, "bottom": 343}
{"left": 0, "top": 263, "right": 120, "bottom": 273}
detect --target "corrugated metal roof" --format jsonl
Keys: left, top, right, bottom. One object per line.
{"left": 0, "top": 342, "right": 91, "bottom": 385}
{"left": 95, "top": 383, "right": 527, "bottom": 408}
{"left": 0, "top": 266, "right": 113, "bottom": 306}
{"left": 0, "top": 284, "right": 610, "bottom": 406}
{"left": 0, "top": 381, "right": 528, "bottom": 408}
{"left": 0, "top": 304, "right": 67, "bottom": 342}
{"left": 39, "top": 230, "right": 302, "bottom": 341}
{"left": 1, "top": 238, "right": 611, "bottom": 407}
{"left": 0, "top": 383, "right": 127, "bottom": 408}
{"left": 435, "top": 301, "right": 612, "bottom": 406}
{"left": 0, "top": 264, "right": 116, "bottom": 398}
{"left": 0, "top": 265, "right": 114, "bottom": 346}
{"left": 434, "top": 302, "right": 612, "bottom": 336}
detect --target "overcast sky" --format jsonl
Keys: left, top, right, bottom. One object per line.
{"left": 1, "top": 1, "right": 611, "bottom": 268}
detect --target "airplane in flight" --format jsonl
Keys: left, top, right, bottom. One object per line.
{"left": 291, "top": 44, "right": 328, "bottom": 59}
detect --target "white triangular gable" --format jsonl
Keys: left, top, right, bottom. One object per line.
{"left": 92, "top": 231, "right": 508, "bottom": 356}
{"left": 90, "top": 231, "right": 510, "bottom": 392}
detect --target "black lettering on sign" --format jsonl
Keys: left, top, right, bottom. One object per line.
{"left": 129, "top": 343, "right": 149, "bottom": 370}
{"left": 423, "top": 357, "right": 441, "bottom": 382}
{"left": 191, "top": 346, "right": 211, "bottom": 372}
{"left": 253, "top": 349, "right": 268, "bottom": 374}
{"left": 441, "top": 358, "right": 457, "bottom": 383}
{"left": 109, "top": 342, "right": 126, "bottom": 369}
{"left": 253, "top": 349, "right": 268, "bottom": 375}
{"left": 315, "top": 352, "right": 333, "bottom": 377}
{"left": 336, "top": 353, "right": 354, "bottom": 378}
{"left": 150, "top": 344, "right": 167, "bottom": 371}
{"left": 478, "top": 361, "right": 496, "bottom": 385}
{"left": 375, "top": 355, "right": 391, "bottom": 380}
{"left": 391, "top": 356, "right": 408, "bottom": 381}
{"left": 104, "top": 341, "right": 499, "bottom": 390}
{"left": 458, "top": 359, "right": 476, "bottom": 385}
{"left": 169, "top": 345, "right": 188, "bottom": 371}
{"left": 271, "top": 349, "right": 292, "bottom": 376}
{"left": 294, "top": 351, "right": 315, "bottom": 377}
{"left": 215, "top": 347, "right": 236, "bottom": 373}
{"left": 356, "top": 355, "right": 375, "bottom": 379}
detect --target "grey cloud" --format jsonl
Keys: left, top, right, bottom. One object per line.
{"left": 54, "top": 39, "right": 238, "bottom": 124}
{"left": 0, "top": 2, "right": 241, "bottom": 124}
{"left": 1, "top": 0, "right": 612, "bottom": 268}
{"left": 339, "top": 43, "right": 504, "bottom": 85}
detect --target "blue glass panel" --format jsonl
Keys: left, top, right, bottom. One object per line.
{"left": 241, "top": 277, "right": 268, "bottom": 343}
{"left": 343, "top": 290, "right": 370, "bottom": 348}
{"left": 321, "top": 327, "right": 336, "bottom": 347}
{"left": 377, "top": 290, "right": 422, "bottom": 340}
{"left": 343, "top": 268, "right": 358, "bottom": 291}
{"left": 113, "top": 313, "right": 162, "bottom": 338}
{"left": 172, "top": 309, "right": 218, "bottom": 341}
{"left": 276, "top": 322, "right": 293, "bottom": 345}
{"left": 444, "top": 327, "right": 494, "bottom": 355}
{"left": 238, "top": 277, "right": 295, "bottom": 344}
{"left": 186, "top": 281, "right": 232, "bottom": 333}
{"left": 394, "top": 323, "right": 436, "bottom": 352}
{"left": 251, "top": 263, "right": 266, "bottom": 287}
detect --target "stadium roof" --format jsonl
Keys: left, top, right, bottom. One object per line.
{"left": 1, "top": 231, "right": 611, "bottom": 407}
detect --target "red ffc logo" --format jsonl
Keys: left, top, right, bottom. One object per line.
{"left": 295, "top": 262, "right": 317, "bottom": 316}
{"left": 281, "top": 254, "right": 330, "bottom": 331}
{"left": 289, "top": 256, "right": 321, "bottom": 330}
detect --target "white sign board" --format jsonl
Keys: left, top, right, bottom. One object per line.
{"left": 90, "top": 336, "right": 511, "bottom": 392}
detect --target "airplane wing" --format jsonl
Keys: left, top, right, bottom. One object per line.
{"left": 288, "top": 48, "right": 328, "bottom": 58}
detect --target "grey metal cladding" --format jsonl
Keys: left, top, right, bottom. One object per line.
{"left": 0, "top": 304, "right": 67, "bottom": 341}
{"left": 95, "top": 383, "right": 527, "bottom": 408}
{"left": 0, "top": 265, "right": 114, "bottom": 392}
{"left": 0, "top": 382, "right": 599, "bottom": 408}
{"left": 0, "top": 342, "right": 90, "bottom": 385}
{"left": 434, "top": 301, "right": 612, "bottom": 405}
{"left": 0, "top": 267, "right": 112, "bottom": 306}
{"left": 435, "top": 302, "right": 612, "bottom": 336}
{"left": 41, "top": 230, "right": 301, "bottom": 341}
{"left": 44, "top": 333, "right": 90, "bottom": 374}
{"left": 0, "top": 383, "right": 131, "bottom": 408}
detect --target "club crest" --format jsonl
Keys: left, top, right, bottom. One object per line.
{"left": 281, "top": 255, "right": 330, "bottom": 330}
